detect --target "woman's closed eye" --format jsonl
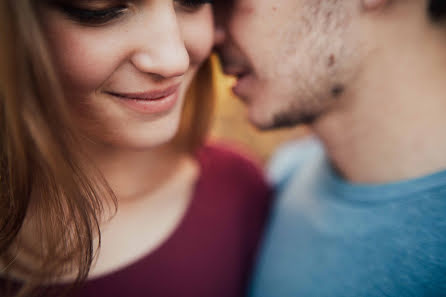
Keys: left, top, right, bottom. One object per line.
{"left": 50, "top": 1, "right": 129, "bottom": 26}
{"left": 175, "top": 0, "right": 213, "bottom": 12}
{"left": 49, "top": 0, "right": 213, "bottom": 26}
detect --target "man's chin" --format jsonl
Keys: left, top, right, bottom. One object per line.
{"left": 248, "top": 108, "right": 313, "bottom": 131}
{"left": 247, "top": 109, "right": 279, "bottom": 131}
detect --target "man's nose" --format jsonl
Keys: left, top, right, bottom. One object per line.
{"left": 213, "top": 0, "right": 232, "bottom": 48}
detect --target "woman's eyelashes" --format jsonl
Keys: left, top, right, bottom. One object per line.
{"left": 176, "top": 0, "right": 213, "bottom": 10}
{"left": 52, "top": 0, "right": 212, "bottom": 26}
{"left": 54, "top": 3, "right": 128, "bottom": 26}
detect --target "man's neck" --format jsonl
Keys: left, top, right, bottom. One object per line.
{"left": 312, "top": 29, "right": 446, "bottom": 184}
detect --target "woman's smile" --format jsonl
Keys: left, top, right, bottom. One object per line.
{"left": 105, "top": 83, "right": 181, "bottom": 114}
{"left": 39, "top": 0, "right": 214, "bottom": 148}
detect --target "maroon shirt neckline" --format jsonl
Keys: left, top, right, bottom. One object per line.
{"left": 82, "top": 153, "right": 205, "bottom": 285}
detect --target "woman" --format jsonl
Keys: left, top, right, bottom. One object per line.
{"left": 0, "top": 0, "right": 271, "bottom": 296}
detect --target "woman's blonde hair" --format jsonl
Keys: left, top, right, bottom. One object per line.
{"left": 0, "top": 0, "right": 215, "bottom": 296}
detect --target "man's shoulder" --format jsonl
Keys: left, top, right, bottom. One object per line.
{"left": 267, "top": 135, "right": 324, "bottom": 188}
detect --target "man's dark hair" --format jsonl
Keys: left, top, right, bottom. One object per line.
{"left": 429, "top": 0, "right": 446, "bottom": 21}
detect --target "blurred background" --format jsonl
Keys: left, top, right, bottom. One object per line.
{"left": 209, "top": 56, "right": 308, "bottom": 164}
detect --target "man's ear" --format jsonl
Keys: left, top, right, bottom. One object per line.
{"left": 362, "top": 0, "right": 388, "bottom": 10}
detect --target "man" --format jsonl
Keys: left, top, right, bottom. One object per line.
{"left": 214, "top": 0, "right": 446, "bottom": 296}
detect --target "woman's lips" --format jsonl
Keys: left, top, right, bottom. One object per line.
{"left": 109, "top": 84, "right": 180, "bottom": 100}
{"left": 106, "top": 83, "right": 181, "bottom": 114}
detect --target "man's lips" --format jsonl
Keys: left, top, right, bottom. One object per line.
{"left": 106, "top": 83, "right": 180, "bottom": 100}
{"left": 222, "top": 65, "right": 251, "bottom": 79}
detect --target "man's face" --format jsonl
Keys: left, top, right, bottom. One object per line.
{"left": 215, "top": 0, "right": 363, "bottom": 129}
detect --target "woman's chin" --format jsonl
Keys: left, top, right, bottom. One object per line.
{"left": 85, "top": 123, "right": 180, "bottom": 153}
{"left": 117, "top": 131, "right": 179, "bottom": 151}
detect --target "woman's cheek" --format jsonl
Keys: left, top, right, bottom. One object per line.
{"left": 182, "top": 7, "right": 214, "bottom": 66}
{"left": 58, "top": 41, "right": 120, "bottom": 92}
{"left": 44, "top": 25, "right": 124, "bottom": 93}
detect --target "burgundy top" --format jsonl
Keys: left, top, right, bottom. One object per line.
{"left": 1, "top": 143, "right": 272, "bottom": 297}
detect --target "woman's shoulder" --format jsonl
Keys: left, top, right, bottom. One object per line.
{"left": 194, "top": 141, "right": 272, "bottom": 197}
{"left": 194, "top": 140, "right": 273, "bottom": 217}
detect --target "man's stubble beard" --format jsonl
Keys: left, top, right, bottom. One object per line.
{"left": 253, "top": 0, "right": 362, "bottom": 131}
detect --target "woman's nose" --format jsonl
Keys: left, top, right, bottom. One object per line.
{"left": 130, "top": 4, "right": 189, "bottom": 79}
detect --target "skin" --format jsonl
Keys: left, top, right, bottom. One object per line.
{"left": 215, "top": 0, "right": 446, "bottom": 183}
{"left": 40, "top": 0, "right": 213, "bottom": 151}
{"left": 214, "top": 0, "right": 362, "bottom": 129}
{"left": 32, "top": 0, "right": 214, "bottom": 278}
{"left": 36, "top": 0, "right": 214, "bottom": 203}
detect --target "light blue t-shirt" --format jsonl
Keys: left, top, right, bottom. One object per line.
{"left": 250, "top": 137, "right": 446, "bottom": 297}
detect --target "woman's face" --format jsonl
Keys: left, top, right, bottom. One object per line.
{"left": 39, "top": 0, "right": 213, "bottom": 150}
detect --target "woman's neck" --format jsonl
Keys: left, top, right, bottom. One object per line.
{"left": 83, "top": 141, "right": 191, "bottom": 204}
